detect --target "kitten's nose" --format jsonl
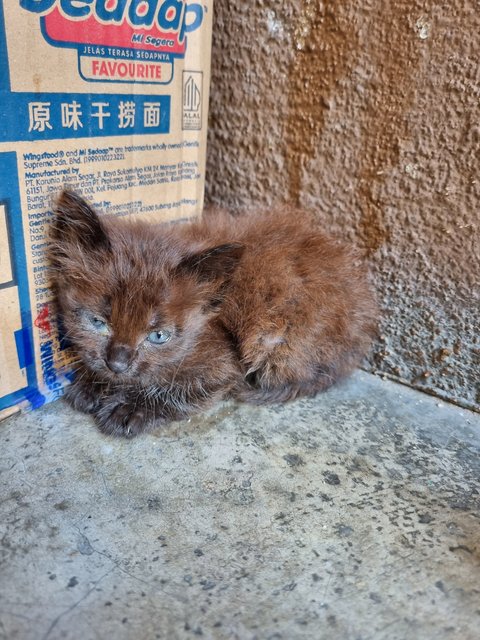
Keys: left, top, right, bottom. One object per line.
{"left": 106, "top": 344, "right": 133, "bottom": 374}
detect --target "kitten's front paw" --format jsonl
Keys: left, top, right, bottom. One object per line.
{"left": 64, "top": 380, "right": 101, "bottom": 414}
{"left": 94, "top": 401, "right": 151, "bottom": 439}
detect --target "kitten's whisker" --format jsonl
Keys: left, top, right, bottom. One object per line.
{"left": 167, "top": 346, "right": 191, "bottom": 393}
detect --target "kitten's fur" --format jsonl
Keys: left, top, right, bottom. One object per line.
{"left": 48, "top": 190, "right": 377, "bottom": 438}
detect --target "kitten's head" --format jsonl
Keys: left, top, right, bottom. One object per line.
{"left": 49, "top": 190, "right": 243, "bottom": 384}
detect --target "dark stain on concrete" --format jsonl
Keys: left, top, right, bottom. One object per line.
{"left": 53, "top": 500, "right": 69, "bottom": 511}
{"left": 418, "top": 512, "right": 434, "bottom": 524}
{"left": 334, "top": 523, "right": 354, "bottom": 537}
{"left": 77, "top": 533, "right": 94, "bottom": 556}
{"left": 147, "top": 496, "right": 162, "bottom": 511}
{"left": 283, "top": 453, "right": 305, "bottom": 467}
{"left": 323, "top": 471, "right": 341, "bottom": 485}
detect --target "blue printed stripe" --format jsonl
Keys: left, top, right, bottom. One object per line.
{"left": 14, "top": 328, "right": 34, "bottom": 369}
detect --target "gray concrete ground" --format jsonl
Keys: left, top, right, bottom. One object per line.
{"left": 0, "top": 372, "right": 479, "bottom": 640}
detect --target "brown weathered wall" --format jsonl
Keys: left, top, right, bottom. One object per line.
{"left": 205, "top": 0, "right": 480, "bottom": 411}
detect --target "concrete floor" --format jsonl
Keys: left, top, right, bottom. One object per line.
{"left": 0, "top": 372, "right": 479, "bottom": 640}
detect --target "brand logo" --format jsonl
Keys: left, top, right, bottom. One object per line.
{"left": 182, "top": 70, "right": 202, "bottom": 130}
{"left": 20, "top": 0, "right": 205, "bottom": 84}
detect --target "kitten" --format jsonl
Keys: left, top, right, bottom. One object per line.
{"left": 48, "top": 190, "right": 377, "bottom": 438}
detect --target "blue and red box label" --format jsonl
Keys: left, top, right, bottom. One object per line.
{"left": 22, "top": 0, "right": 204, "bottom": 84}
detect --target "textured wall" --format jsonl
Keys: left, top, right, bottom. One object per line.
{"left": 205, "top": 0, "right": 480, "bottom": 411}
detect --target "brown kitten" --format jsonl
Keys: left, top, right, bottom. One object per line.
{"left": 48, "top": 190, "right": 377, "bottom": 438}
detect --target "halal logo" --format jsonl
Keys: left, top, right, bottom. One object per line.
{"left": 182, "top": 70, "right": 202, "bottom": 129}
{"left": 183, "top": 75, "right": 201, "bottom": 112}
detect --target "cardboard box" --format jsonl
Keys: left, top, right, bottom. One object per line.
{"left": 0, "top": 0, "right": 213, "bottom": 419}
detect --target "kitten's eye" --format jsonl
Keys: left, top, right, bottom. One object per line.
{"left": 147, "top": 329, "right": 171, "bottom": 345}
{"left": 90, "top": 315, "right": 108, "bottom": 331}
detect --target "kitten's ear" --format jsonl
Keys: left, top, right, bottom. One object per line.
{"left": 176, "top": 243, "right": 244, "bottom": 282}
{"left": 51, "top": 189, "right": 111, "bottom": 252}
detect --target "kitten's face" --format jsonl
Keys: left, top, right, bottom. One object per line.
{"left": 60, "top": 273, "right": 210, "bottom": 385}
{"left": 49, "top": 191, "right": 243, "bottom": 385}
